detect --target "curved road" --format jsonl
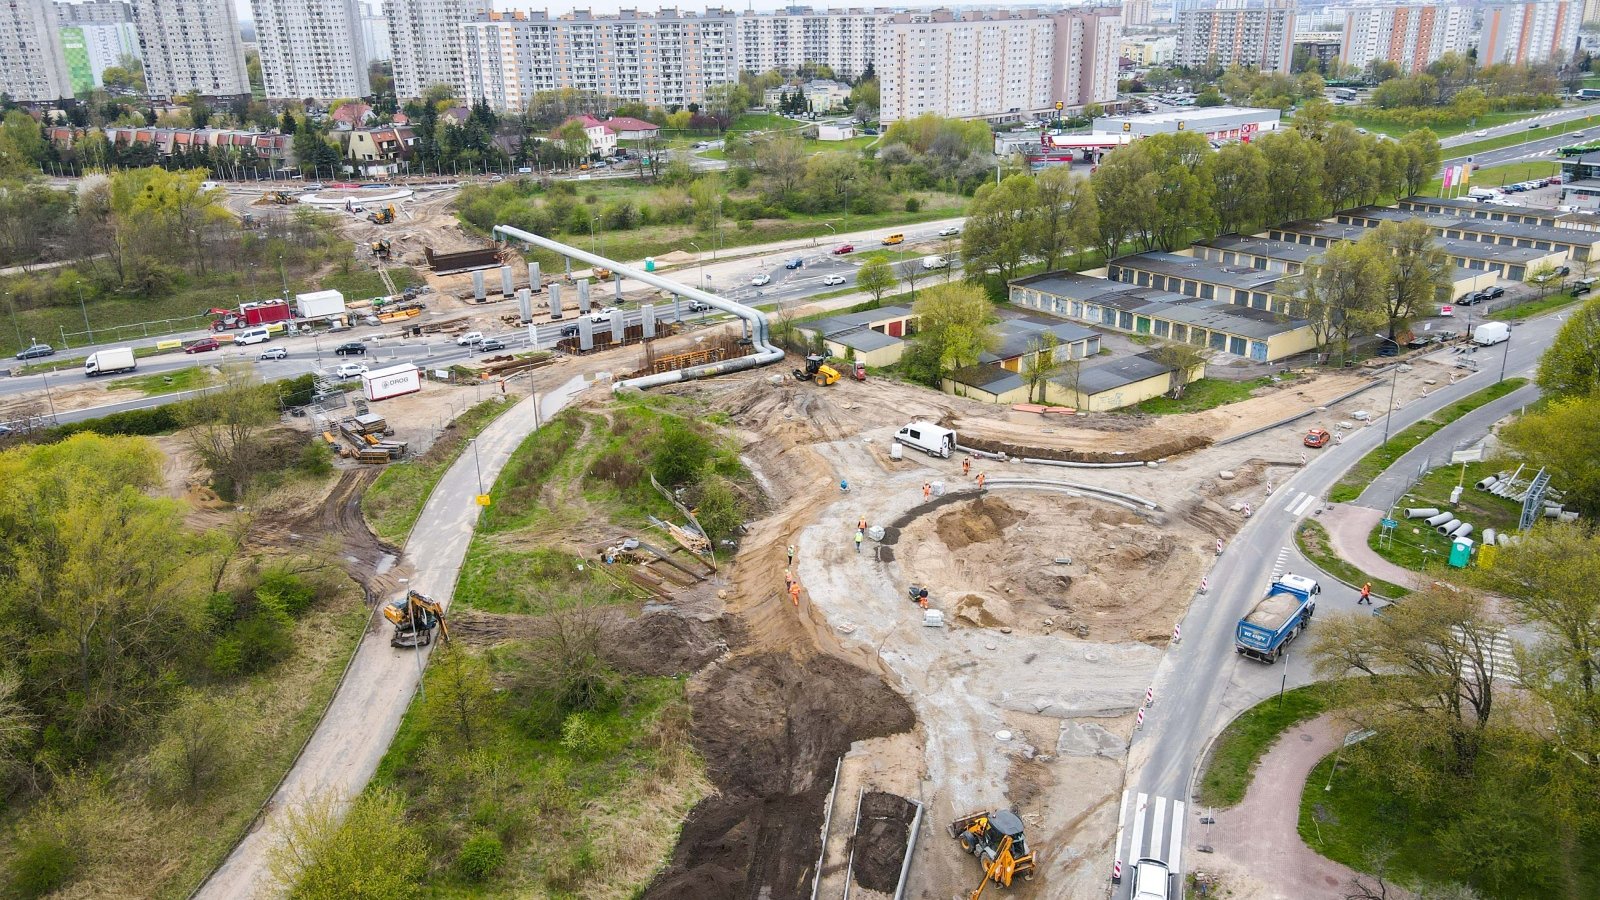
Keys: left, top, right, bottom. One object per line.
{"left": 195, "top": 375, "right": 590, "bottom": 898}
{"left": 1112, "top": 311, "right": 1564, "bottom": 897}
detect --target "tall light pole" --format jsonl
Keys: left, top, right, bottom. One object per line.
{"left": 76, "top": 282, "right": 94, "bottom": 345}
{"left": 4, "top": 292, "right": 21, "bottom": 350}
{"left": 1376, "top": 334, "right": 1401, "bottom": 449}
{"left": 1499, "top": 328, "right": 1512, "bottom": 383}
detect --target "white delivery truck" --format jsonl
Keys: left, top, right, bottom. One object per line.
{"left": 294, "top": 289, "right": 347, "bottom": 320}
{"left": 84, "top": 347, "right": 137, "bottom": 377}
{"left": 1472, "top": 322, "right": 1511, "bottom": 346}
{"left": 362, "top": 362, "right": 421, "bottom": 401}
{"left": 895, "top": 421, "right": 956, "bottom": 458}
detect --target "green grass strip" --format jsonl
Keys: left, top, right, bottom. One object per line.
{"left": 1198, "top": 683, "right": 1331, "bottom": 807}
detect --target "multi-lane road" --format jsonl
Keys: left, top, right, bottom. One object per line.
{"left": 1111, "top": 310, "right": 1565, "bottom": 898}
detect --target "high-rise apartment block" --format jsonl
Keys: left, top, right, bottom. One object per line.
{"left": 251, "top": 0, "right": 369, "bottom": 99}
{"left": 1, "top": 0, "right": 73, "bottom": 100}
{"left": 1337, "top": 5, "right": 1475, "bottom": 74}
{"left": 360, "top": 1, "right": 389, "bottom": 62}
{"left": 876, "top": 8, "right": 1121, "bottom": 125}
{"left": 1176, "top": 2, "right": 1295, "bottom": 73}
{"left": 1121, "top": 0, "right": 1151, "bottom": 27}
{"left": 460, "top": 8, "right": 738, "bottom": 112}
{"left": 130, "top": 0, "right": 249, "bottom": 98}
{"left": 735, "top": 7, "right": 890, "bottom": 82}
{"left": 57, "top": 1, "right": 141, "bottom": 94}
{"left": 1479, "top": 1, "right": 1581, "bottom": 65}
{"left": 386, "top": 0, "right": 486, "bottom": 99}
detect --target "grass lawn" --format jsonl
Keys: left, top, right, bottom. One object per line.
{"left": 1489, "top": 289, "right": 1585, "bottom": 321}
{"left": 1332, "top": 108, "right": 1529, "bottom": 140}
{"left": 1368, "top": 458, "right": 1524, "bottom": 572}
{"left": 1447, "top": 113, "right": 1600, "bottom": 159}
{"left": 360, "top": 396, "right": 515, "bottom": 545}
{"left": 1123, "top": 374, "right": 1300, "bottom": 416}
{"left": 112, "top": 365, "right": 215, "bottom": 396}
{"left": 1419, "top": 160, "right": 1560, "bottom": 196}
{"left": 316, "top": 264, "right": 418, "bottom": 301}
{"left": 1296, "top": 519, "right": 1412, "bottom": 599}
{"left": 1198, "top": 684, "right": 1331, "bottom": 807}
{"left": 1327, "top": 378, "right": 1527, "bottom": 503}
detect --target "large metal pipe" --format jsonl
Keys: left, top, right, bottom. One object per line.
{"left": 492, "top": 225, "right": 783, "bottom": 389}
{"left": 1424, "top": 512, "right": 1454, "bottom": 527}
{"left": 1405, "top": 507, "right": 1441, "bottom": 520}
{"left": 1436, "top": 518, "right": 1462, "bottom": 535}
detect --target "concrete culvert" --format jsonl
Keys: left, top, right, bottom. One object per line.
{"left": 1437, "top": 518, "right": 1462, "bottom": 535}
{"left": 1476, "top": 476, "right": 1499, "bottom": 491}
{"left": 1450, "top": 522, "right": 1474, "bottom": 538}
{"left": 1425, "top": 512, "right": 1455, "bottom": 527}
{"left": 1405, "top": 507, "right": 1441, "bottom": 519}
{"left": 1483, "top": 528, "right": 1497, "bottom": 545}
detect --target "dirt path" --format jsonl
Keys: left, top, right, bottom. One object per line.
{"left": 1319, "top": 504, "right": 1420, "bottom": 589}
{"left": 1194, "top": 713, "right": 1374, "bottom": 900}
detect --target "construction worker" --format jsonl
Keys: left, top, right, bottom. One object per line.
{"left": 1359, "top": 582, "right": 1372, "bottom": 605}
{"left": 855, "top": 530, "right": 864, "bottom": 553}
{"left": 977, "top": 472, "right": 986, "bottom": 490}
{"left": 962, "top": 457, "right": 971, "bottom": 477}
{"left": 787, "top": 544, "right": 795, "bottom": 566}
{"left": 923, "top": 481, "right": 932, "bottom": 502}
{"left": 917, "top": 592, "right": 929, "bottom": 610}
{"left": 789, "top": 580, "right": 801, "bottom": 607}
{"left": 858, "top": 515, "right": 867, "bottom": 532}
{"left": 784, "top": 569, "right": 793, "bottom": 591}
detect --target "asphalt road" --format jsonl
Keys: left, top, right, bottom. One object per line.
{"left": 1439, "top": 103, "right": 1600, "bottom": 150}
{"left": 1444, "top": 119, "right": 1598, "bottom": 168}
{"left": 1111, "top": 310, "right": 1566, "bottom": 897}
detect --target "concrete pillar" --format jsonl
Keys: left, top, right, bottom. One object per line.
{"left": 641, "top": 303, "right": 657, "bottom": 338}
{"left": 548, "top": 282, "right": 563, "bottom": 319}
{"left": 472, "top": 270, "right": 485, "bottom": 302}
{"left": 500, "top": 265, "right": 514, "bottom": 296}
{"left": 516, "top": 288, "right": 531, "bottom": 322}
{"left": 528, "top": 260, "right": 541, "bottom": 291}
{"left": 577, "top": 279, "right": 592, "bottom": 313}
{"left": 578, "top": 316, "right": 594, "bottom": 351}
{"left": 611, "top": 312, "right": 625, "bottom": 343}
{"left": 614, "top": 276, "right": 623, "bottom": 300}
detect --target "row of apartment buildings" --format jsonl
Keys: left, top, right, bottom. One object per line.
{"left": 4, "top": 1, "right": 1122, "bottom": 126}
{"left": 1172, "top": 0, "right": 1584, "bottom": 74}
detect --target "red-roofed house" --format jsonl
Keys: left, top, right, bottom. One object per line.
{"left": 341, "top": 125, "right": 418, "bottom": 175}
{"left": 331, "top": 102, "right": 374, "bottom": 128}
{"left": 604, "top": 116, "right": 659, "bottom": 141}
{"left": 557, "top": 115, "right": 616, "bottom": 157}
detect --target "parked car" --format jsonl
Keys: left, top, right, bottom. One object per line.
{"left": 823, "top": 273, "right": 847, "bottom": 286}
{"left": 1575, "top": 281, "right": 1594, "bottom": 296}
{"left": 480, "top": 338, "right": 507, "bottom": 352}
{"left": 559, "top": 324, "right": 581, "bottom": 338}
{"left": 832, "top": 243, "right": 855, "bottom": 255}
{"left": 333, "top": 362, "right": 368, "bottom": 379}
{"left": 456, "top": 331, "right": 484, "bottom": 346}
{"left": 184, "top": 337, "right": 220, "bottom": 354}
{"left": 1459, "top": 292, "right": 1484, "bottom": 306}
{"left": 1556, "top": 265, "right": 1572, "bottom": 276}
{"left": 1131, "top": 857, "right": 1172, "bottom": 900}
{"left": 785, "top": 257, "right": 804, "bottom": 269}
{"left": 1304, "top": 428, "right": 1332, "bottom": 449}
{"left": 334, "top": 341, "right": 367, "bottom": 355}
{"left": 258, "top": 346, "right": 288, "bottom": 360}
{"left": 752, "top": 273, "right": 772, "bottom": 286}
{"left": 15, "top": 343, "right": 53, "bottom": 360}
{"left": 687, "top": 300, "right": 711, "bottom": 312}
{"left": 937, "top": 225, "right": 962, "bottom": 237}
{"left": 589, "top": 306, "right": 618, "bottom": 323}
{"left": 1488, "top": 285, "right": 1506, "bottom": 299}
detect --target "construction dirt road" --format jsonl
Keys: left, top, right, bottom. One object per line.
{"left": 634, "top": 352, "right": 1468, "bottom": 899}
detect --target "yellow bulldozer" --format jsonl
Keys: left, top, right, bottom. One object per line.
{"left": 793, "top": 354, "right": 840, "bottom": 386}
{"left": 950, "top": 809, "right": 1037, "bottom": 898}
{"left": 382, "top": 590, "right": 450, "bottom": 649}
{"left": 368, "top": 204, "right": 396, "bottom": 225}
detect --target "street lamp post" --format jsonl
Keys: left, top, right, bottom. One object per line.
{"left": 4, "top": 292, "right": 21, "bottom": 349}
{"left": 1376, "top": 335, "right": 1401, "bottom": 448}
{"left": 1499, "top": 328, "right": 1512, "bottom": 383}
{"left": 76, "top": 282, "right": 94, "bottom": 345}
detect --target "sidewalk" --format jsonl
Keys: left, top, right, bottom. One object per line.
{"left": 1196, "top": 713, "right": 1369, "bottom": 900}
{"left": 1319, "top": 504, "right": 1419, "bottom": 589}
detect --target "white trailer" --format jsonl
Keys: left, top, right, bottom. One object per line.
{"left": 84, "top": 347, "right": 137, "bottom": 377}
{"left": 362, "top": 362, "right": 421, "bottom": 401}
{"left": 294, "top": 289, "right": 347, "bottom": 320}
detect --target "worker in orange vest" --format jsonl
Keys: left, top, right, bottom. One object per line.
{"left": 977, "top": 472, "right": 987, "bottom": 490}
{"left": 923, "top": 481, "right": 932, "bottom": 502}
{"left": 789, "top": 581, "right": 801, "bottom": 607}
{"left": 858, "top": 515, "right": 867, "bottom": 532}
{"left": 962, "top": 457, "right": 971, "bottom": 477}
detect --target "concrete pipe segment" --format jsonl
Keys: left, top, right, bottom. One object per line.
{"left": 1436, "top": 518, "right": 1462, "bottom": 535}
{"left": 1476, "top": 476, "right": 1500, "bottom": 491}
{"left": 1405, "top": 507, "right": 1441, "bottom": 520}
{"left": 1483, "top": 528, "right": 1497, "bottom": 546}
{"left": 1424, "top": 511, "right": 1455, "bottom": 527}
{"left": 1449, "top": 522, "right": 1474, "bottom": 539}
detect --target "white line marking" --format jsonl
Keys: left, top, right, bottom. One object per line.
{"left": 1149, "top": 796, "right": 1167, "bottom": 864}
{"left": 1290, "top": 493, "right": 1318, "bottom": 517}
{"left": 1169, "top": 800, "right": 1186, "bottom": 875}
{"left": 1114, "top": 790, "right": 1131, "bottom": 868}
{"left": 1129, "top": 792, "right": 1148, "bottom": 865}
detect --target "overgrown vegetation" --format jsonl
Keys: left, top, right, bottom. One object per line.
{"left": 1199, "top": 684, "right": 1331, "bottom": 807}
{"left": 362, "top": 397, "right": 515, "bottom": 545}
{"left": 1327, "top": 378, "right": 1527, "bottom": 503}
{"left": 1125, "top": 374, "right": 1288, "bottom": 416}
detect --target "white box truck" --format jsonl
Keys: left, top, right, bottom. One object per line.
{"left": 84, "top": 347, "right": 137, "bottom": 377}
{"left": 1472, "top": 322, "right": 1511, "bottom": 346}
{"left": 294, "top": 289, "right": 347, "bottom": 320}
{"left": 362, "top": 363, "right": 421, "bottom": 401}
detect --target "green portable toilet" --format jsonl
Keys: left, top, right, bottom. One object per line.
{"left": 644, "top": 257, "right": 656, "bottom": 272}
{"left": 1448, "top": 538, "right": 1474, "bottom": 568}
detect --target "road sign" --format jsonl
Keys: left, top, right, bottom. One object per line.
{"left": 1440, "top": 304, "right": 1455, "bottom": 316}
{"left": 1055, "top": 100, "right": 1064, "bottom": 110}
{"left": 1381, "top": 518, "right": 1398, "bottom": 528}
{"left": 475, "top": 494, "right": 491, "bottom": 506}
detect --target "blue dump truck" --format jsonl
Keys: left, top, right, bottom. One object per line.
{"left": 1235, "top": 574, "right": 1320, "bottom": 663}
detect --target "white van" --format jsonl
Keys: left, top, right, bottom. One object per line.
{"left": 921, "top": 255, "right": 950, "bottom": 270}
{"left": 895, "top": 421, "right": 956, "bottom": 458}
{"left": 235, "top": 326, "right": 271, "bottom": 345}
{"left": 1467, "top": 187, "right": 1502, "bottom": 201}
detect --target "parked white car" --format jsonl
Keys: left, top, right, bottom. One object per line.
{"left": 589, "top": 306, "right": 619, "bottom": 323}
{"left": 456, "top": 331, "right": 484, "bottom": 345}
{"left": 938, "top": 225, "right": 961, "bottom": 236}
{"left": 333, "top": 362, "right": 369, "bottom": 379}
{"left": 823, "top": 273, "right": 847, "bottom": 286}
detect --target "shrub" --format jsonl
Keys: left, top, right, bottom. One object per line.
{"left": 256, "top": 568, "right": 319, "bottom": 617}
{"left": 297, "top": 440, "right": 333, "bottom": 477}
{"left": 692, "top": 475, "right": 744, "bottom": 541}
{"left": 212, "top": 606, "right": 293, "bottom": 677}
{"left": 455, "top": 831, "right": 505, "bottom": 883}
{"left": 7, "top": 835, "right": 77, "bottom": 899}
{"left": 651, "top": 423, "right": 711, "bottom": 486}
{"left": 905, "top": 196, "right": 921, "bottom": 212}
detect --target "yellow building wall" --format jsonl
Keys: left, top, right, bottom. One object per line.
{"left": 1264, "top": 324, "right": 1320, "bottom": 360}
{"left": 825, "top": 339, "right": 904, "bottom": 368}
{"left": 940, "top": 376, "right": 1033, "bottom": 405}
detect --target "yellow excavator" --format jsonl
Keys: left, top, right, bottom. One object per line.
{"left": 371, "top": 238, "right": 392, "bottom": 259}
{"left": 263, "top": 190, "right": 295, "bottom": 205}
{"left": 950, "top": 809, "right": 1037, "bottom": 898}
{"left": 382, "top": 590, "right": 450, "bottom": 648}
{"left": 794, "top": 354, "right": 841, "bottom": 386}
{"left": 368, "top": 204, "right": 396, "bottom": 225}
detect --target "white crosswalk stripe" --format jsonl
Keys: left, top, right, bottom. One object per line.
{"left": 1270, "top": 546, "right": 1290, "bottom": 581}
{"left": 1115, "top": 791, "right": 1187, "bottom": 890}
{"left": 1287, "top": 491, "right": 1319, "bottom": 517}
{"left": 1451, "top": 626, "right": 1520, "bottom": 681}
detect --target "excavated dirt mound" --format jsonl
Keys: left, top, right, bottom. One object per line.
{"left": 959, "top": 432, "right": 1211, "bottom": 463}
{"left": 851, "top": 792, "right": 917, "bottom": 893}
{"left": 605, "top": 607, "right": 729, "bottom": 675}
{"left": 934, "top": 496, "right": 1023, "bottom": 550}
{"left": 646, "top": 652, "right": 915, "bottom": 900}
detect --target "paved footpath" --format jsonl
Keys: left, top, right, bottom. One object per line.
{"left": 197, "top": 375, "right": 591, "bottom": 899}
{"left": 1318, "top": 504, "right": 1420, "bottom": 590}
{"left": 1197, "top": 714, "right": 1367, "bottom": 900}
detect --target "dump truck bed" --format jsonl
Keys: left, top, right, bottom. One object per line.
{"left": 1245, "top": 592, "right": 1303, "bottom": 632}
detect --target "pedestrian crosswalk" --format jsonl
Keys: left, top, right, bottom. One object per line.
{"left": 1115, "top": 791, "right": 1185, "bottom": 888}
{"left": 1285, "top": 491, "right": 1320, "bottom": 518}
{"left": 1451, "top": 626, "right": 1520, "bottom": 682}
{"left": 1270, "top": 545, "right": 1291, "bottom": 582}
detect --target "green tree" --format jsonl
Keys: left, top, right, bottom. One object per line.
{"left": 1321, "top": 123, "right": 1377, "bottom": 212}
{"left": 272, "top": 789, "right": 426, "bottom": 900}
{"left": 1399, "top": 129, "right": 1444, "bottom": 197}
{"left": 0, "top": 110, "right": 46, "bottom": 178}
{"left": 856, "top": 253, "right": 896, "bottom": 305}
{"left": 421, "top": 644, "right": 495, "bottom": 752}
{"left": 1021, "top": 331, "right": 1061, "bottom": 403}
{"left": 1031, "top": 166, "right": 1096, "bottom": 270}
{"left": 961, "top": 173, "right": 1036, "bottom": 282}
{"left": 909, "top": 282, "right": 997, "bottom": 381}
{"left": 1091, "top": 141, "right": 1157, "bottom": 261}
{"left": 1141, "top": 131, "right": 1217, "bottom": 249}
{"left": 1301, "top": 240, "right": 1387, "bottom": 360}
{"left": 1210, "top": 140, "right": 1268, "bottom": 234}
{"left": 850, "top": 77, "right": 880, "bottom": 119}
{"left": 1366, "top": 219, "right": 1450, "bottom": 341}
{"left": 748, "top": 133, "right": 806, "bottom": 202}
{"left": 1534, "top": 295, "right": 1600, "bottom": 399}
{"left": 179, "top": 367, "right": 279, "bottom": 498}
{"left": 552, "top": 118, "right": 590, "bottom": 163}
{"left": 1501, "top": 393, "right": 1600, "bottom": 517}
{"left": 1256, "top": 128, "right": 1325, "bottom": 223}
{"left": 1151, "top": 341, "right": 1207, "bottom": 398}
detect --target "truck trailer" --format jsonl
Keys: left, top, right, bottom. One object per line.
{"left": 362, "top": 363, "right": 421, "bottom": 401}
{"left": 84, "top": 347, "right": 137, "bottom": 377}
{"left": 294, "top": 290, "right": 347, "bottom": 321}
{"left": 1236, "top": 574, "right": 1320, "bottom": 663}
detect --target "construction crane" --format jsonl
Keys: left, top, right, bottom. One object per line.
{"left": 950, "top": 810, "right": 1037, "bottom": 898}
{"left": 793, "top": 354, "right": 841, "bottom": 386}
{"left": 382, "top": 590, "right": 449, "bottom": 648}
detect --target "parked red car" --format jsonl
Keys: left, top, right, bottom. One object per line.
{"left": 833, "top": 243, "right": 855, "bottom": 255}
{"left": 184, "top": 337, "right": 221, "bottom": 354}
{"left": 1304, "top": 427, "right": 1331, "bottom": 449}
